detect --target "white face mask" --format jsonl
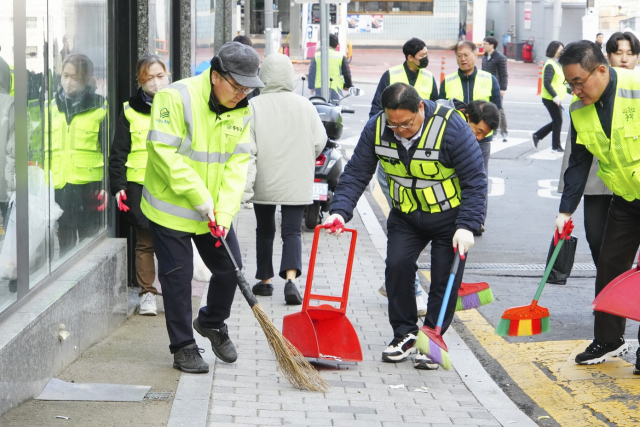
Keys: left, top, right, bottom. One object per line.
{"left": 142, "top": 76, "right": 169, "bottom": 96}
{"left": 61, "top": 77, "right": 84, "bottom": 96}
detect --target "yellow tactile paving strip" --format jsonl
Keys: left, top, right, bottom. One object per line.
{"left": 457, "top": 310, "right": 640, "bottom": 427}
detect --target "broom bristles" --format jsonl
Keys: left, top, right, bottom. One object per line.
{"left": 252, "top": 304, "right": 330, "bottom": 392}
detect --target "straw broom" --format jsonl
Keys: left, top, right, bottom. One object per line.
{"left": 213, "top": 225, "right": 329, "bottom": 392}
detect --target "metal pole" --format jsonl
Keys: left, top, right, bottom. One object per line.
{"left": 244, "top": 0, "right": 251, "bottom": 36}
{"left": 509, "top": 0, "right": 516, "bottom": 41}
{"left": 13, "top": 0, "right": 29, "bottom": 298}
{"left": 214, "top": 0, "right": 233, "bottom": 53}
{"left": 319, "top": 0, "right": 329, "bottom": 100}
{"left": 289, "top": 2, "right": 301, "bottom": 59}
{"left": 553, "top": 0, "right": 562, "bottom": 41}
{"left": 265, "top": 0, "right": 274, "bottom": 29}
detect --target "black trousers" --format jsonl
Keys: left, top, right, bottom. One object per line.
{"left": 254, "top": 204, "right": 305, "bottom": 280}
{"left": 535, "top": 98, "right": 563, "bottom": 150}
{"left": 594, "top": 196, "right": 640, "bottom": 344}
{"left": 149, "top": 221, "right": 242, "bottom": 353}
{"left": 56, "top": 182, "right": 103, "bottom": 258}
{"left": 478, "top": 138, "right": 491, "bottom": 222}
{"left": 386, "top": 207, "right": 466, "bottom": 339}
{"left": 583, "top": 194, "right": 613, "bottom": 266}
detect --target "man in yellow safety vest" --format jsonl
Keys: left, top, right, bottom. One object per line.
{"left": 142, "top": 42, "right": 264, "bottom": 373}
{"left": 369, "top": 38, "right": 438, "bottom": 118}
{"left": 555, "top": 40, "right": 640, "bottom": 373}
{"left": 308, "top": 34, "right": 352, "bottom": 100}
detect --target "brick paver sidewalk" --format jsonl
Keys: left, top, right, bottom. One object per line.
{"left": 207, "top": 205, "right": 501, "bottom": 427}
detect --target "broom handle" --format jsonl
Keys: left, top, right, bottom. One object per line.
{"left": 436, "top": 251, "right": 461, "bottom": 329}
{"left": 218, "top": 234, "right": 259, "bottom": 308}
{"left": 532, "top": 237, "right": 565, "bottom": 302}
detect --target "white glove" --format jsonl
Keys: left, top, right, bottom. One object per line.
{"left": 453, "top": 229, "right": 474, "bottom": 256}
{"left": 553, "top": 95, "right": 561, "bottom": 106}
{"left": 194, "top": 199, "right": 214, "bottom": 221}
{"left": 323, "top": 213, "right": 345, "bottom": 236}
{"left": 554, "top": 212, "right": 572, "bottom": 235}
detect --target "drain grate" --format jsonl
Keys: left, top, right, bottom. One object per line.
{"left": 144, "top": 392, "right": 174, "bottom": 402}
{"left": 418, "top": 263, "right": 598, "bottom": 271}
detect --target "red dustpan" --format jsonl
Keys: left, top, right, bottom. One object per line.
{"left": 282, "top": 223, "right": 363, "bottom": 362}
{"left": 592, "top": 253, "right": 640, "bottom": 322}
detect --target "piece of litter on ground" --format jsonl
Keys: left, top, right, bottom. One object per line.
{"left": 389, "top": 384, "right": 405, "bottom": 389}
{"left": 413, "top": 386, "right": 429, "bottom": 393}
{"left": 37, "top": 378, "right": 151, "bottom": 402}
{"left": 538, "top": 416, "right": 550, "bottom": 420}
{"left": 55, "top": 416, "right": 70, "bottom": 420}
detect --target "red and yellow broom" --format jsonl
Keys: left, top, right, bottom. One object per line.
{"left": 495, "top": 219, "right": 574, "bottom": 337}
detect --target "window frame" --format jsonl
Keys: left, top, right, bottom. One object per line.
{"left": 347, "top": 0, "right": 434, "bottom": 15}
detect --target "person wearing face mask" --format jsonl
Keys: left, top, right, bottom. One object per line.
{"left": 440, "top": 41, "right": 502, "bottom": 236}
{"left": 369, "top": 38, "right": 438, "bottom": 119}
{"left": 369, "top": 38, "right": 439, "bottom": 311}
{"left": 142, "top": 42, "right": 263, "bottom": 373}
{"left": 323, "top": 83, "right": 486, "bottom": 370}
{"left": 109, "top": 54, "right": 170, "bottom": 316}
{"left": 45, "top": 53, "right": 108, "bottom": 258}
{"left": 557, "top": 32, "right": 639, "bottom": 272}
{"left": 555, "top": 41, "right": 640, "bottom": 372}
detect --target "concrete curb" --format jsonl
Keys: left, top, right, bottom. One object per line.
{"left": 355, "top": 193, "right": 537, "bottom": 427}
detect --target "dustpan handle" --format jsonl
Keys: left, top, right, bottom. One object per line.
{"left": 534, "top": 219, "right": 574, "bottom": 302}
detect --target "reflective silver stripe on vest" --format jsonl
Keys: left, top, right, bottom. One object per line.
{"left": 389, "top": 68, "right": 403, "bottom": 76}
{"left": 143, "top": 186, "right": 203, "bottom": 222}
{"left": 618, "top": 88, "right": 640, "bottom": 99}
{"left": 148, "top": 130, "right": 182, "bottom": 147}
{"left": 124, "top": 104, "right": 131, "bottom": 110}
{"left": 446, "top": 75, "right": 459, "bottom": 83}
{"left": 375, "top": 146, "right": 401, "bottom": 159}
{"left": 432, "top": 183, "right": 452, "bottom": 210}
{"left": 243, "top": 114, "right": 251, "bottom": 127}
{"left": 413, "top": 149, "right": 438, "bottom": 160}
{"left": 570, "top": 99, "right": 586, "bottom": 112}
{"left": 423, "top": 115, "right": 445, "bottom": 150}
{"left": 389, "top": 174, "right": 455, "bottom": 189}
{"left": 379, "top": 113, "right": 386, "bottom": 138}
{"left": 170, "top": 82, "right": 195, "bottom": 156}
{"left": 186, "top": 142, "right": 251, "bottom": 165}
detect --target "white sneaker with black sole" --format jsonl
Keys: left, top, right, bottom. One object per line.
{"left": 575, "top": 338, "right": 628, "bottom": 365}
{"left": 382, "top": 332, "right": 417, "bottom": 362}
{"left": 139, "top": 293, "right": 157, "bottom": 316}
{"left": 414, "top": 350, "right": 439, "bottom": 370}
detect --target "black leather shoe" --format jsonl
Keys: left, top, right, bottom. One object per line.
{"left": 634, "top": 348, "right": 640, "bottom": 375}
{"left": 284, "top": 280, "right": 303, "bottom": 305}
{"left": 252, "top": 282, "right": 274, "bottom": 296}
{"left": 173, "top": 343, "right": 209, "bottom": 373}
{"left": 193, "top": 318, "right": 238, "bottom": 363}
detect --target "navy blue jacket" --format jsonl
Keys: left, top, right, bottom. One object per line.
{"left": 330, "top": 100, "right": 487, "bottom": 232}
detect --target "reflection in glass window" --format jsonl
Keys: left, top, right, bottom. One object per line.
{"left": 48, "top": 0, "right": 109, "bottom": 269}
{"left": 0, "top": 4, "right": 17, "bottom": 311}
{"left": 194, "top": 0, "right": 215, "bottom": 73}
{"left": 150, "top": 0, "right": 172, "bottom": 75}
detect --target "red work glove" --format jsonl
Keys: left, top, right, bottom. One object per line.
{"left": 208, "top": 217, "right": 227, "bottom": 248}
{"left": 553, "top": 217, "right": 575, "bottom": 246}
{"left": 97, "top": 190, "right": 108, "bottom": 212}
{"left": 116, "top": 190, "right": 129, "bottom": 212}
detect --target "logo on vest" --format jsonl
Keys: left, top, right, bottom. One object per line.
{"left": 156, "top": 108, "right": 171, "bottom": 125}
{"left": 623, "top": 107, "right": 635, "bottom": 122}
{"left": 226, "top": 123, "right": 243, "bottom": 133}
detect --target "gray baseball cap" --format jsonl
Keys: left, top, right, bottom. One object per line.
{"left": 213, "top": 42, "right": 264, "bottom": 89}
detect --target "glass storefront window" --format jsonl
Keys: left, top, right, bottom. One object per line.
{"left": 194, "top": 0, "right": 215, "bottom": 72}
{"left": 0, "top": 2, "right": 17, "bottom": 312}
{"left": 149, "top": 0, "right": 173, "bottom": 74}
{"left": 48, "top": 0, "right": 109, "bottom": 270}
{"left": 347, "top": 0, "right": 434, "bottom": 13}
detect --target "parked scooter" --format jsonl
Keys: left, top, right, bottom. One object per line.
{"left": 300, "top": 77, "right": 363, "bottom": 229}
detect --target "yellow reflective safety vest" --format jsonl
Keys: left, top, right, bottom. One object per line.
{"left": 44, "top": 99, "right": 108, "bottom": 189}
{"left": 388, "top": 64, "right": 434, "bottom": 100}
{"left": 375, "top": 105, "right": 462, "bottom": 214}
{"left": 570, "top": 68, "right": 640, "bottom": 202}
{"left": 444, "top": 69, "right": 494, "bottom": 137}
{"left": 123, "top": 101, "right": 150, "bottom": 185}
{"left": 314, "top": 48, "right": 344, "bottom": 93}
{"left": 27, "top": 99, "right": 44, "bottom": 166}
{"left": 541, "top": 58, "right": 566, "bottom": 101}
{"left": 141, "top": 69, "right": 251, "bottom": 233}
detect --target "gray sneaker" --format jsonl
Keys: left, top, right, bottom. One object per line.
{"left": 193, "top": 318, "right": 238, "bottom": 363}
{"left": 173, "top": 343, "right": 209, "bottom": 373}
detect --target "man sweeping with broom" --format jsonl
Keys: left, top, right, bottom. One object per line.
{"left": 141, "top": 42, "right": 263, "bottom": 373}
{"left": 324, "top": 83, "right": 487, "bottom": 370}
